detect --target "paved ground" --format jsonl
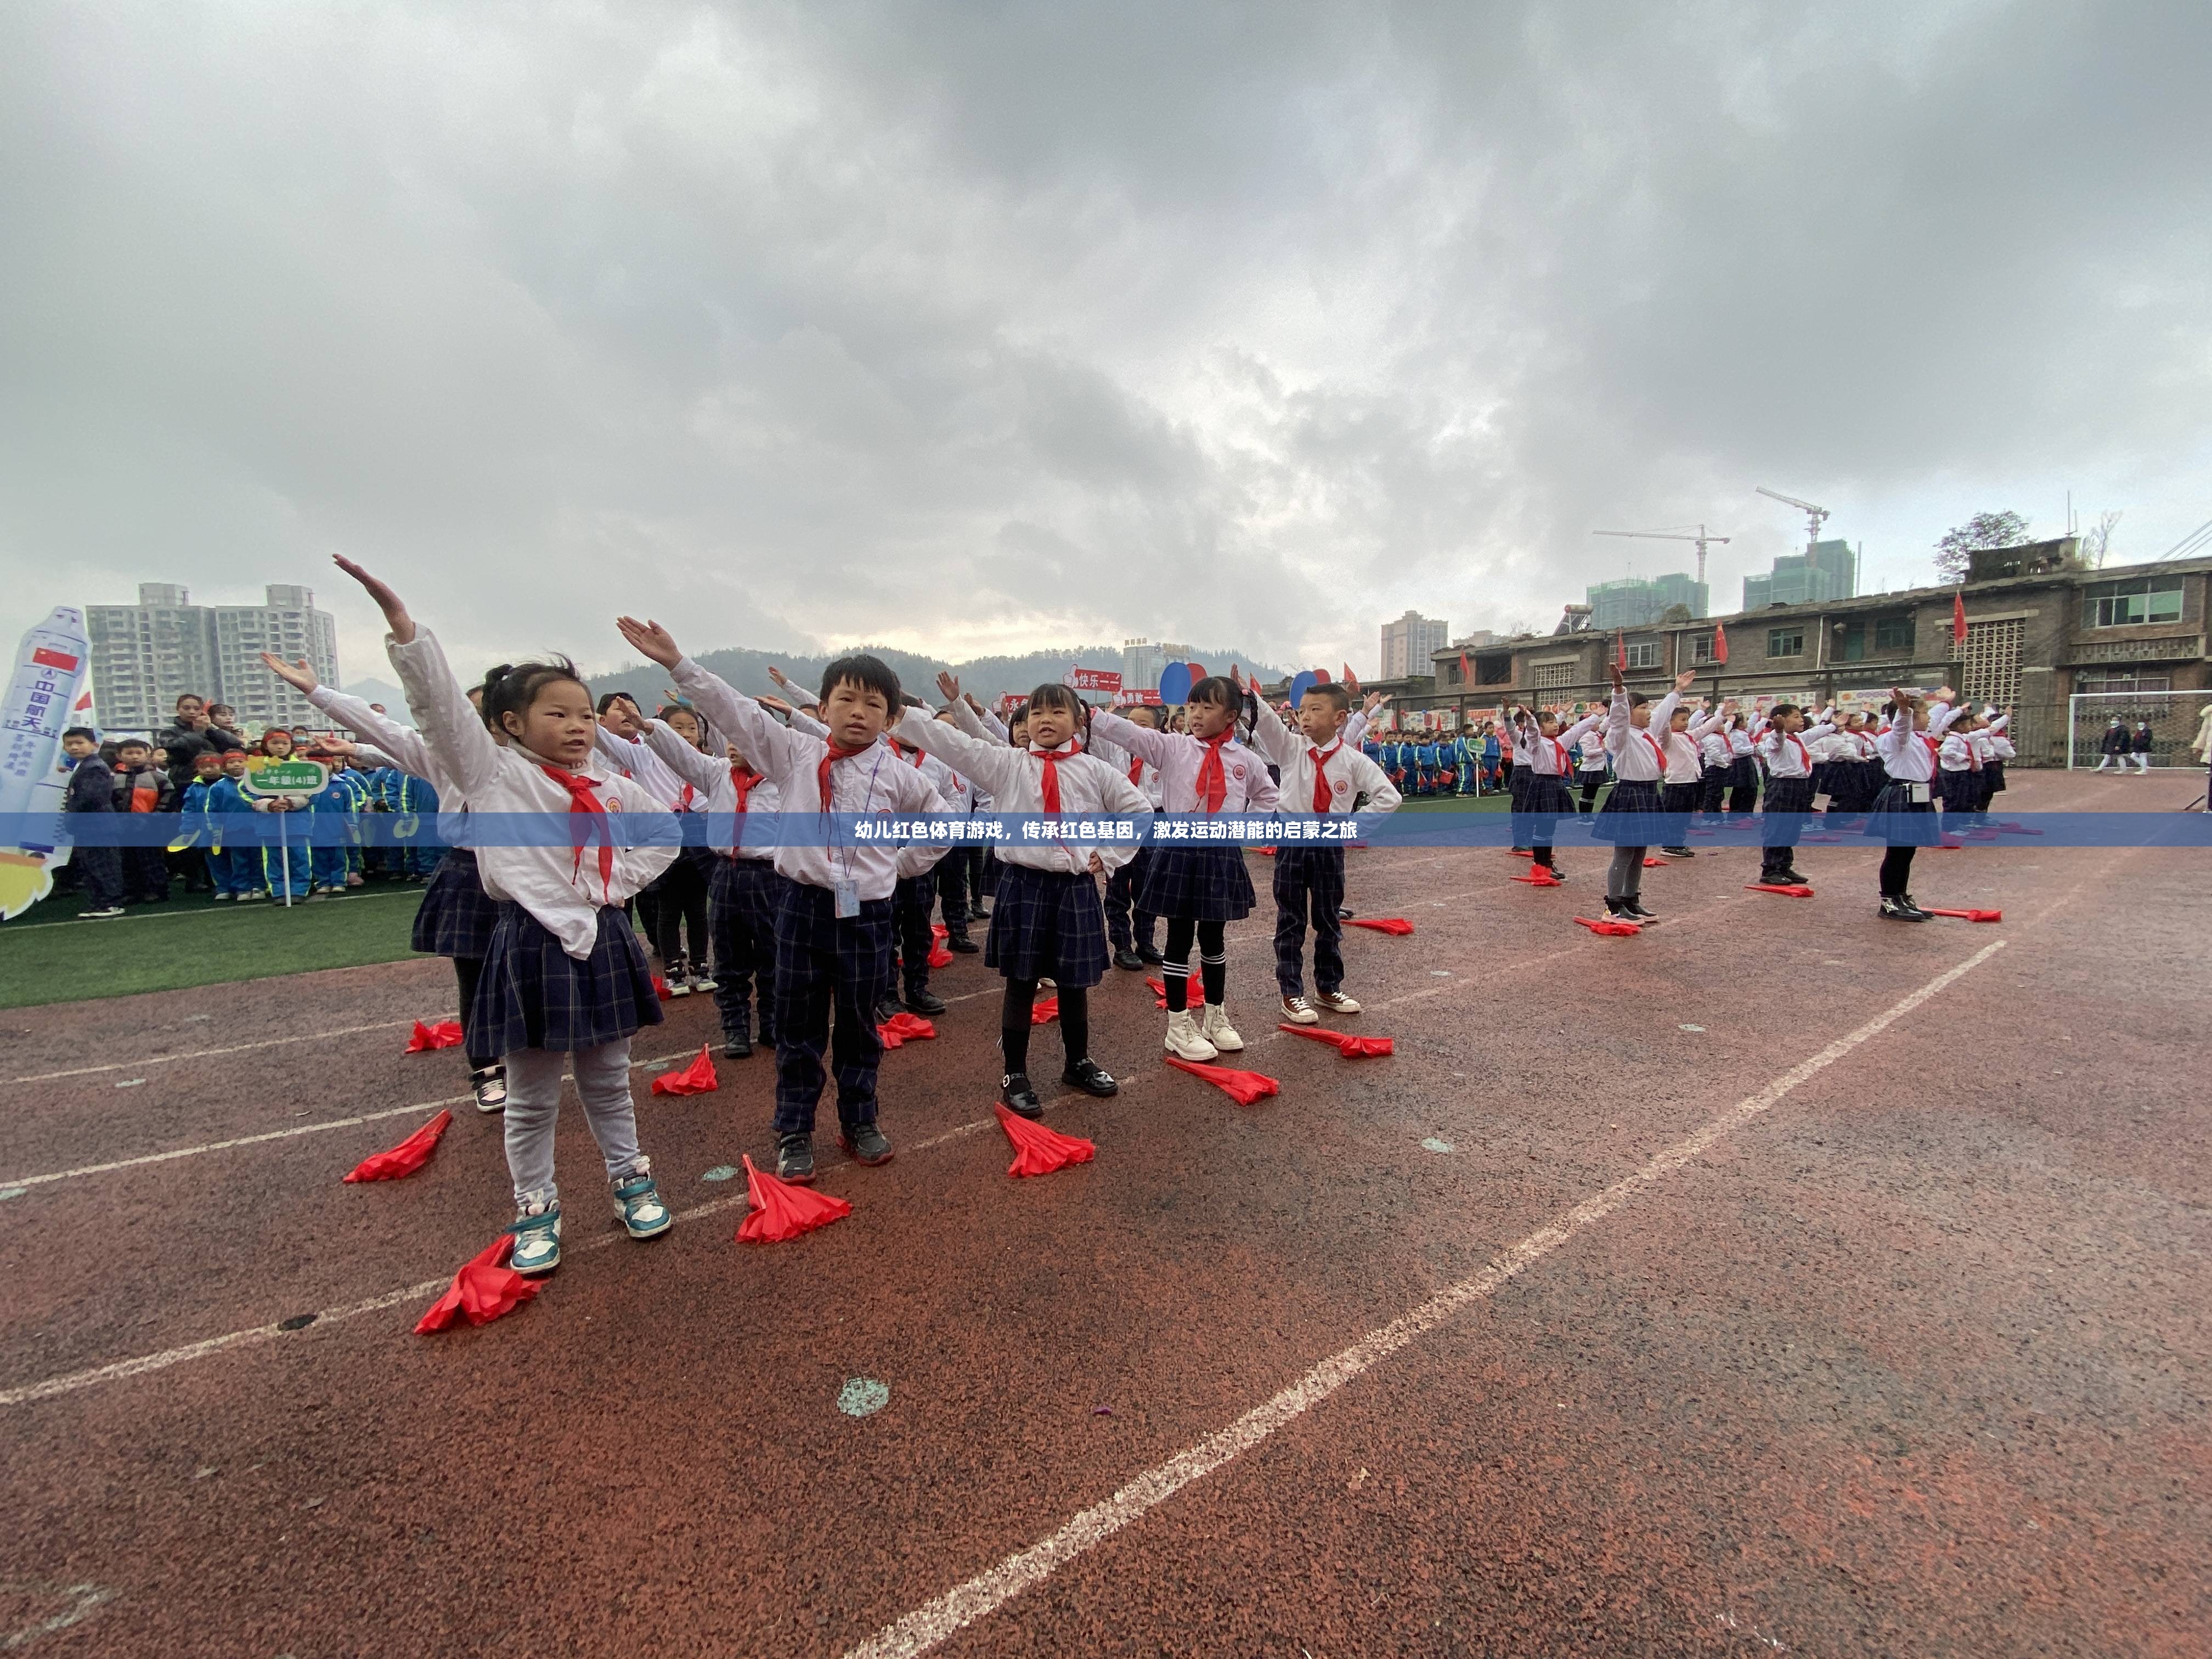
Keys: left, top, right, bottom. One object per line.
{"left": 1, "top": 771, "right": 2204, "bottom": 1658}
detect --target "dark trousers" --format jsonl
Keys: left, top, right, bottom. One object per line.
{"left": 1727, "top": 776, "right": 1759, "bottom": 816}
{"left": 75, "top": 843, "right": 122, "bottom": 909}
{"left": 1699, "top": 768, "right": 1729, "bottom": 815}
{"left": 649, "top": 850, "right": 711, "bottom": 969}
{"left": 1272, "top": 847, "right": 1347, "bottom": 997}
{"left": 935, "top": 845, "right": 976, "bottom": 934}
{"left": 123, "top": 844, "right": 169, "bottom": 904}
{"left": 1661, "top": 781, "right": 1700, "bottom": 851}
{"left": 710, "top": 858, "right": 786, "bottom": 1043}
{"left": 1879, "top": 845, "right": 1916, "bottom": 898}
{"left": 771, "top": 883, "right": 892, "bottom": 1136}
{"left": 889, "top": 873, "right": 935, "bottom": 999}
{"left": 1102, "top": 846, "right": 1159, "bottom": 953}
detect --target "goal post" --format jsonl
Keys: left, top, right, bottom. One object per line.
{"left": 2066, "top": 689, "right": 2211, "bottom": 770}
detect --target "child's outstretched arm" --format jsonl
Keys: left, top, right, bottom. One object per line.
{"left": 335, "top": 556, "right": 503, "bottom": 802}
{"left": 895, "top": 706, "right": 1022, "bottom": 800}
{"left": 617, "top": 616, "right": 806, "bottom": 778}
{"left": 1090, "top": 706, "right": 1175, "bottom": 769}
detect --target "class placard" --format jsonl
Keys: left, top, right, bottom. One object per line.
{"left": 239, "top": 757, "right": 330, "bottom": 797}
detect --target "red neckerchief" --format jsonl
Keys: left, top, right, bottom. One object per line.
{"left": 889, "top": 738, "right": 924, "bottom": 768}
{"left": 1030, "top": 740, "right": 1077, "bottom": 812}
{"left": 1547, "top": 736, "right": 1567, "bottom": 774}
{"left": 816, "top": 742, "right": 870, "bottom": 839}
{"left": 1307, "top": 740, "right": 1340, "bottom": 812}
{"left": 1194, "top": 731, "right": 1232, "bottom": 814}
{"left": 1919, "top": 732, "right": 1940, "bottom": 772}
{"left": 1787, "top": 735, "right": 1809, "bottom": 774}
{"left": 537, "top": 764, "right": 614, "bottom": 902}
{"left": 1127, "top": 755, "right": 1144, "bottom": 786}
{"left": 1966, "top": 736, "right": 1982, "bottom": 771}
{"left": 730, "top": 764, "right": 760, "bottom": 814}
{"left": 1639, "top": 731, "right": 1666, "bottom": 776}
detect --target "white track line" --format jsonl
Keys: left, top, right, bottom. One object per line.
{"left": 0, "top": 1018, "right": 439, "bottom": 1086}
{"left": 839, "top": 940, "right": 2009, "bottom": 1659}
{"left": 1, "top": 887, "right": 419, "bottom": 933}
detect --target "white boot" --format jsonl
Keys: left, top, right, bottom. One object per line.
{"left": 1164, "top": 1009, "right": 1218, "bottom": 1062}
{"left": 1200, "top": 1001, "right": 1244, "bottom": 1052}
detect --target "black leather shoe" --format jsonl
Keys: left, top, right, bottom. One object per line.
{"left": 1623, "top": 900, "right": 1659, "bottom": 922}
{"left": 969, "top": 901, "right": 990, "bottom": 919}
{"left": 903, "top": 988, "right": 947, "bottom": 1015}
{"left": 1337, "top": 906, "right": 1355, "bottom": 919}
{"left": 999, "top": 1073, "right": 1043, "bottom": 1119}
{"left": 1136, "top": 944, "right": 1163, "bottom": 966}
{"left": 723, "top": 1028, "right": 753, "bottom": 1059}
{"left": 1112, "top": 947, "right": 1144, "bottom": 972}
{"left": 1061, "top": 1058, "right": 1119, "bottom": 1098}
{"left": 776, "top": 1132, "right": 815, "bottom": 1184}
{"left": 839, "top": 1122, "right": 894, "bottom": 1165}
{"left": 946, "top": 932, "right": 980, "bottom": 953}
{"left": 872, "top": 997, "right": 905, "bottom": 1025}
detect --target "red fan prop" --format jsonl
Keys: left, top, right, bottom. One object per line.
{"left": 1146, "top": 978, "right": 1167, "bottom": 1009}
{"left": 1277, "top": 1024, "right": 1393, "bottom": 1057}
{"left": 416, "top": 1234, "right": 541, "bottom": 1334}
{"left": 651, "top": 1044, "right": 719, "bottom": 1096}
{"left": 1745, "top": 883, "right": 1815, "bottom": 898}
{"left": 735, "top": 1154, "right": 851, "bottom": 1243}
{"left": 1506, "top": 848, "right": 1534, "bottom": 859}
{"left": 877, "top": 1012, "right": 938, "bottom": 1048}
{"left": 1344, "top": 917, "right": 1415, "bottom": 935}
{"left": 1574, "top": 915, "right": 1642, "bottom": 937}
{"left": 927, "top": 923, "right": 953, "bottom": 969}
{"left": 1922, "top": 907, "right": 2003, "bottom": 923}
{"left": 343, "top": 1109, "right": 453, "bottom": 1182}
{"left": 1512, "top": 871, "right": 1562, "bottom": 887}
{"left": 994, "top": 1103, "right": 1096, "bottom": 1177}
{"left": 1642, "top": 857, "right": 1666, "bottom": 868}
{"left": 1164, "top": 1055, "right": 1280, "bottom": 1105}
{"left": 405, "top": 1020, "right": 464, "bottom": 1053}
{"left": 652, "top": 974, "right": 673, "bottom": 1000}
{"left": 1030, "top": 995, "right": 1060, "bottom": 1024}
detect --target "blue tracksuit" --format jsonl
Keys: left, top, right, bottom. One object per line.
{"left": 205, "top": 776, "right": 265, "bottom": 895}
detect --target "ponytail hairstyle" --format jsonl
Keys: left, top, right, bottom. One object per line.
{"left": 1186, "top": 675, "right": 1238, "bottom": 719}
{"left": 473, "top": 663, "right": 513, "bottom": 726}
{"left": 1023, "top": 682, "right": 1091, "bottom": 750}
{"left": 483, "top": 657, "right": 589, "bottom": 744}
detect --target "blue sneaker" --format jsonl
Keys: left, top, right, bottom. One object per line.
{"left": 611, "top": 1163, "right": 673, "bottom": 1239}
{"left": 509, "top": 1203, "right": 562, "bottom": 1275}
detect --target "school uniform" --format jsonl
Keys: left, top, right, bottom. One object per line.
{"left": 2095, "top": 720, "right": 2129, "bottom": 771}
{"left": 1660, "top": 709, "right": 1726, "bottom": 850}
{"left": 1865, "top": 703, "right": 1966, "bottom": 892}
{"left": 1724, "top": 725, "right": 1760, "bottom": 816}
{"left": 924, "top": 749, "right": 982, "bottom": 940}
{"left": 1090, "top": 729, "right": 1163, "bottom": 959}
{"left": 1985, "top": 721, "right": 2014, "bottom": 795}
{"left": 1596, "top": 690, "right": 1683, "bottom": 911}
{"left": 1091, "top": 708, "right": 1278, "bottom": 921}
{"left": 1576, "top": 727, "right": 1609, "bottom": 813}
{"left": 110, "top": 762, "right": 174, "bottom": 902}
{"left": 1509, "top": 713, "right": 1599, "bottom": 865}
{"left": 1696, "top": 726, "right": 1733, "bottom": 815}
{"left": 1247, "top": 704, "right": 1401, "bottom": 997}
{"left": 670, "top": 657, "right": 951, "bottom": 1138}
{"left": 884, "top": 737, "right": 964, "bottom": 1003}
{"left": 1754, "top": 720, "right": 1834, "bottom": 876}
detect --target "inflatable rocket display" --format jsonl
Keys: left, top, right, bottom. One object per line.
{"left": 0, "top": 608, "right": 95, "bottom": 919}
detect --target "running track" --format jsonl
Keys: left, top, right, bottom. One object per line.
{"left": 1, "top": 771, "right": 2204, "bottom": 1657}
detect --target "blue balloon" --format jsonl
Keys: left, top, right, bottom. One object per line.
{"left": 1158, "top": 662, "right": 1193, "bottom": 704}
{"left": 1288, "top": 670, "right": 1319, "bottom": 708}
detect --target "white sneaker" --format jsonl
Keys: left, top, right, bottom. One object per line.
{"left": 509, "top": 1203, "right": 562, "bottom": 1275}
{"left": 1279, "top": 995, "right": 1320, "bottom": 1025}
{"left": 1313, "top": 990, "right": 1363, "bottom": 1015}
{"left": 1200, "top": 1002, "right": 1244, "bottom": 1052}
{"left": 1164, "top": 1009, "right": 1218, "bottom": 1062}
{"left": 692, "top": 971, "right": 718, "bottom": 993}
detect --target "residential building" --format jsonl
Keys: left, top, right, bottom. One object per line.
{"left": 1742, "top": 539, "right": 1859, "bottom": 610}
{"left": 84, "top": 582, "right": 341, "bottom": 734}
{"left": 1587, "top": 572, "right": 1708, "bottom": 630}
{"left": 1121, "top": 637, "right": 1166, "bottom": 696}
{"left": 213, "top": 586, "right": 342, "bottom": 730}
{"left": 1380, "top": 611, "right": 1449, "bottom": 679}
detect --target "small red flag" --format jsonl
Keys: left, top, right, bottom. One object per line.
{"left": 650, "top": 1044, "right": 719, "bottom": 1096}
{"left": 1459, "top": 650, "right": 1471, "bottom": 686}
{"left": 1953, "top": 591, "right": 1968, "bottom": 647}
{"left": 1711, "top": 622, "right": 1729, "bottom": 665}
{"left": 927, "top": 923, "right": 953, "bottom": 969}
{"left": 416, "top": 1234, "right": 541, "bottom": 1333}
{"left": 1277, "top": 1024, "right": 1394, "bottom": 1057}
{"left": 1573, "top": 915, "right": 1643, "bottom": 936}
{"left": 1745, "top": 883, "right": 1815, "bottom": 898}
{"left": 343, "top": 1109, "right": 453, "bottom": 1182}
{"left": 1511, "top": 870, "right": 1563, "bottom": 887}
{"left": 404, "top": 1019, "right": 464, "bottom": 1053}
{"left": 1030, "top": 995, "right": 1060, "bottom": 1025}
{"left": 994, "top": 1103, "right": 1096, "bottom": 1177}
{"left": 1344, "top": 916, "right": 1414, "bottom": 935}
{"left": 1615, "top": 629, "right": 1628, "bottom": 673}
{"left": 1146, "top": 977, "right": 1167, "bottom": 1008}
{"left": 876, "top": 1012, "right": 938, "bottom": 1049}
{"left": 1922, "top": 906, "right": 2002, "bottom": 923}
{"left": 736, "top": 1154, "right": 851, "bottom": 1242}
{"left": 1341, "top": 662, "right": 1356, "bottom": 686}
{"left": 1164, "top": 1055, "right": 1281, "bottom": 1105}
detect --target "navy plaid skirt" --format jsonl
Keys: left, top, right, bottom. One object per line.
{"left": 1138, "top": 843, "right": 1256, "bottom": 921}
{"left": 1519, "top": 773, "right": 1575, "bottom": 815}
{"left": 470, "top": 902, "right": 664, "bottom": 1056}
{"left": 986, "top": 863, "right": 1110, "bottom": 988}
{"left": 1728, "top": 757, "right": 1759, "bottom": 790}
{"left": 1591, "top": 777, "right": 1664, "bottom": 842}
{"left": 411, "top": 848, "right": 500, "bottom": 960}
{"left": 1985, "top": 760, "right": 2007, "bottom": 794}
{"left": 1863, "top": 781, "right": 1942, "bottom": 846}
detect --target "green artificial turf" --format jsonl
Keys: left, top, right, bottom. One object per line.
{"left": 0, "top": 885, "right": 426, "bottom": 1008}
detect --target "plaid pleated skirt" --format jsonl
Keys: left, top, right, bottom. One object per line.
{"left": 1519, "top": 773, "right": 1575, "bottom": 815}
{"left": 1727, "top": 757, "right": 1759, "bottom": 790}
{"left": 986, "top": 863, "right": 1110, "bottom": 988}
{"left": 470, "top": 902, "right": 665, "bottom": 1056}
{"left": 1591, "top": 777, "right": 1664, "bottom": 842}
{"left": 1863, "top": 782, "right": 1942, "bottom": 846}
{"left": 1985, "top": 759, "right": 2007, "bottom": 794}
{"left": 410, "top": 848, "right": 500, "bottom": 960}
{"left": 1138, "top": 843, "right": 1256, "bottom": 921}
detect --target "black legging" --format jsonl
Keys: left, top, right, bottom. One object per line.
{"left": 452, "top": 955, "right": 494, "bottom": 1071}
{"left": 1879, "top": 845, "right": 1916, "bottom": 899}
{"left": 1161, "top": 916, "right": 1227, "bottom": 1012}
{"left": 650, "top": 851, "right": 712, "bottom": 970}
{"left": 1001, "top": 978, "right": 1090, "bottom": 1075}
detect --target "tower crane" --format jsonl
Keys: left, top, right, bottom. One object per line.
{"left": 1755, "top": 487, "right": 1830, "bottom": 555}
{"left": 1590, "top": 524, "right": 1730, "bottom": 589}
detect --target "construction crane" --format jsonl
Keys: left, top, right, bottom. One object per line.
{"left": 1755, "top": 486, "right": 1830, "bottom": 555}
{"left": 1591, "top": 524, "right": 1730, "bottom": 588}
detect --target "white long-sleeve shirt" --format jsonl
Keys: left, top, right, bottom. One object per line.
{"left": 1756, "top": 721, "right": 1836, "bottom": 781}
{"left": 1513, "top": 711, "right": 1603, "bottom": 778}
{"left": 1088, "top": 708, "right": 1280, "bottom": 815}
{"left": 639, "top": 721, "right": 783, "bottom": 860}
{"left": 387, "top": 630, "right": 679, "bottom": 957}
{"left": 1605, "top": 691, "right": 1681, "bottom": 782}
{"left": 593, "top": 724, "right": 694, "bottom": 811}
{"left": 668, "top": 656, "right": 949, "bottom": 899}
{"left": 1876, "top": 702, "right": 1963, "bottom": 783}
{"left": 1244, "top": 702, "right": 1402, "bottom": 820}
{"left": 895, "top": 709, "right": 1149, "bottom": 874}
{"left": 1660, "top": 709, "right": 1729, "bottom": 783}
{"left": 306, "top": 685, "right": 455, "bottom": 799}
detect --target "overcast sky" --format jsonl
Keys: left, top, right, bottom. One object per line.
{"left": 4, "top": 1, "right": 2207, "bottom": 687}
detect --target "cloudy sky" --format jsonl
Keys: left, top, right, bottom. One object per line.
{"left": 3, "top": 1, "right": 2207, "bottom": 686}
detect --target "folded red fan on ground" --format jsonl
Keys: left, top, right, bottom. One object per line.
{"left": 1573, "top": 915, "right": 1642, "bottom": 937}
{"left": 343, "top": 1109, "right": 453, "bottom": 1182}
{"left": 1511, "top": 871, "right": 1562, "bottom": 887}
{"left": 736, "top": 1154, "right": 852, "bottom": 1243}
{"left": 927, "top": 923, "right": 953, "bottom": 969}
{"left": 1146, "top": 978, "right": 1167, "bottom": 1009}
{"left": 404, "top": 1019, "right": 464, "bottom": 1053}
{"left": 1923, "top": 907, "right": 2003, "bottom": 923}
{"left": 1343, "top": 917, "right": 1414, "bottom": 935}
{"left": 877, "top": 1012, "right": 938, "bottom": 1049}
{"left": 1745, "top": 883, "right": 1815, "bottom": 898}
{"left": 1030, "top": 995, "right": 1059, "bottom": 1024}
{"left": 1643, "top": 857, "right": 1666, "bottom": 868}
{"left": 650, "top": 1044, "right": 719, "bottom": 1096}
{"left": 652, "top": 975, "right": 673, "bottom": 1000}
{"left": 416, "top": 1234, "right": 541, "bottom": 1334}
{"left": 1164, "top": 1054, "right": 1281, "bottom": 1105}
{"left": 1277, "top": 1024, "right": 1393, "bottom": 1057}
{"left": 994, "top": 1103, "right": 1096, "bottom": 1177}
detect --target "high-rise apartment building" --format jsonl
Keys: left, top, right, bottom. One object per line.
{"left": 1121, "top": 637, "right": 1166, "bottom": 694}
{"left": 1380, "top": 611, "right": 1449, "bottom": 679}
{"left": 1742, "top": 539, "right": 1858, "bottom": 610}
{"left": 1587, "top": 573, "right": 1708, "bottom": 630}
{"left": 86, "top": 583, "right": 340, "bottom": 732}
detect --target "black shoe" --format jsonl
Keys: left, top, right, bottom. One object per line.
{"left": 1663, "top": 847, "right": 1695, "bottom": 859}
{"left": 1623, "top": 900, "right": 1658, "bottom": 922}
{"left": 776, "top": 1132, "right": 815, "bottom": 1183}
{"left": 1061, "top": 1058, "right": 1119, "bottom": 1098}
{"left": 1899, "top": 892, "right": 1933, "bottom": 918}
{"left": 1338, "top": 906, "right": 1355, "bottom": 919}
{"left": 903, "top": 988, "right": 946, "bottom": 1015}
{"left": 723, "top": 1028, "right": 753, "bottom": 1059}
{"left": 839, "top": 1121, "right": 893, "bottom": 1165}
{"left": 969, "top": 901, "right": 990, "bottom": 919}
{"left": 999, "top": 1073, "right": 1043, "bottom": 1119}
{"left": 1880, "top": 895, "right": 1928, "bottom": 922}
{"left": 1113, "top": 947, "right": 1144, "bottom": 972}
{"left": 1136, "top": 944, "right": 1163, "bottom": 966}
{"left": 1780, "top": 868, "right": 1810, "bottom": 886}
{"left": 946, "top": 932, "right": 980, "bottom": 954}
{"left": 872, "top": 996, "right": 905, "bottom": 1025}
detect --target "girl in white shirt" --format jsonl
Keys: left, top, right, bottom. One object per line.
{"left": 335, "top": 556, "right": 681, "bottom": 1277}
{"left": 1866, "top": 686, "right": 1964, "bottom": 920}
{"left": 1753, "top": 704, "right": 1836, "bottom": 884}
{"left": 1594, "top": 668, "right": 1700, "bottom": 922}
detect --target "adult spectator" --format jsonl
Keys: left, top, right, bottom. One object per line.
{"left": 159, "top": 693, "right": 243, "bottom": 789}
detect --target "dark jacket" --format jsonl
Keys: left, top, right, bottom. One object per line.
{"left": 2131, "top": 725, "right": 2156, "bottom": 754}
{"left": 160, "top": 721, "right": 245, "bottom": 791}
{"left": 111, "top": 762, "right": 176, "bottom": 814}
{"left": 64, "top": 755, "right": 115, "bottom": 812}
{"left": 2101, "top": 723, "right": 2129, "bottom": 754}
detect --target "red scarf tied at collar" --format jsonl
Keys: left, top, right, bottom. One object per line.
{"left": 1031, "top": 741, "right": 1077, "bottom": 813}
{"left": 1194, "top": 731, "right": 1233, "bottom": 814}
{"left": 730, "top": 764, "right": 761, "bottom": 814}
{"left": 538, "top": 764, "right": 615, "bottom": 902}
{"left": 1307, "top": 741, "right": 1339, "bottom": 813}
{"left": 816, "top": 743, "right": 871, "bottom": 839}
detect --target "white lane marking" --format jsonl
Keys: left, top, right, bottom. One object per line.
{"left": 837, "top": 941, "right": 2008, "bottom": 1659}
{"left": 0, "top": 1581, "right": 117, "bottom": 1649}
{"left": 0, "top": 889, "right": 418, "bottom": 932}
{"left": 0, "top": 1018, "right": 436, "bottom": 1086}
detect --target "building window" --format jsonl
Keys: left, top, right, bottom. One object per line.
{"left": 1767, "top": 629, "right": 1804, "bottom": 658}
{"left": 1533, "top": 661, "right": 1576, "bottom": 689}
{"left": 1874, "top": 614, "right": 1915, "bottom": 652}
{"left": 2080, "top": 575, "right": 2185, "bottom": 629}
{"left": 1476, "top": 653, "right": 1511, "bottom": 685}
{"left": 1624, "top": 641, "right": 1659, "bottom": 670}
{"left": 2075, "top": 668, "right": 2172, "bottom": 694}
{"left": 1835, "top": 613, "right": 1916, "bottom": 662}
{"left": 1687, "top": 631, "right": 1717, "bottom": 665}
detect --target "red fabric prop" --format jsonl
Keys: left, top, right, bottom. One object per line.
{"left": 1642, "top": 857, "right": 1666, "bottom": 868}
{"left": 736, "top": 1154, "right": 852, "bottom": 1243}
{"left": 1934, "top": 839, "right": 1964, "bottom": 851}
{"left": 652, "top": 974, "right": 673, "bottom": 1000}
{"left": 1146, "top": 978, "right": 1167, "bottom": 1008}
{"left": 405, "top": 1019, "right": 464, "bottom": 1053}
{"left": 877, "top": 1012, "right": 938, "bottom": 1049}
{"left": 415, "top": 1234, "right": 541, "bottom": 1334}
{"left": 1953, "top": 589, "right": 1969, "bottom": 646}
{"left": 1745, "top": 883, "right": 1815, "bottom": 898}
{"left": 1507, "top": 848, "right": 1534, "bottom": 858}
{"left": 1164, "top": 1055, "right": 1280, "bottom": 1105}
{"left": 1511, "top": 871, "right": 1562, "bottom": 887}
{"left": 994, "top": 1103, "right": 1097, "bottom": 1177}
{"left": 1277, "top": 1024, "right": 1394, "bottom": 1057}
{"left": 1030, "top": 995, "right": 1060, "bottom": 1024}
{"left": 343, "top": 1109, "right": 453, "bottom": 1182}
{"left": 1574, "top": 915, "right": 1642, "bottom": 936}
{"left": 1344, "top": 916, "right": 1414, "bottom": 935}
{"left": 927, "top": 923, "right": 953, "bottom": 969}
{"left": 1255, "top": 846, "right": 1276, "bottom": 856}
{"left": 650, "top": 1044, "right": 719, "bottom": 1096}
{"left": 1923, "top": 907, "right": 2003, "bottom": 923}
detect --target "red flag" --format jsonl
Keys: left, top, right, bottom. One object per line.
{"left": 1573, "top": 915, "right": 1643, "bottom": 936}
{"left": 1030, "top": 995, "right": 1060, "bottom": 1025}
{"left": 404, "top": 1019, "right": 464, "bottom": 1053}
{"left": 1344, "top": 916, "right": 1414, "bottom": 935}
{"left": 343, "top": 1109, "right": 453, "bottom": 1182}
{"left": 1922, "top": 906, "right": 2003, "bottom": 923}
{"left": 1511, "top": 870, "right": 1563, "bottom": 888}
{"left": 1341, "top": 662, "right": 1356, "bottom": 687}
{"left": 650, "top": 1044, "right": 719, "bottom": 1096}
{"left": 1164, "top": 1055, "right": 1281, "bottom": 1105}
{"left": 1146, "top": 977, "right": 1168, "bottom": 1008}
{"left": 1615, "top": 629, "right": 1628, "bottom": 673}
{"left": 1711, "top": 622, "right": 1729, "bottom": 665}
{"left": 736, "top": 1154, "right": 851, "bottom": 1242}
{"left": 1459, "top": 650, "right": 1471, "bottom": 686}
{"left": 876, "top": 1012, "right": 938, "bottom": 1049}
{"left": 1745, "top": 882, "right": 1815, "bottom": 898}
{"left": 1277, "top": 1024, "right": 1394, "bottom": 1058}
{"left": 994, "top": 1103, "right": 1096, "bottom": 1177}
{"left": 1953, "top": 591, "right": 1968, "bottom": 647}
{"left": 927, "top": 923, "right": 953, "bottom": 969}
{"left": 416, "top": 1234, "right": 541, "bottom": 1333}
